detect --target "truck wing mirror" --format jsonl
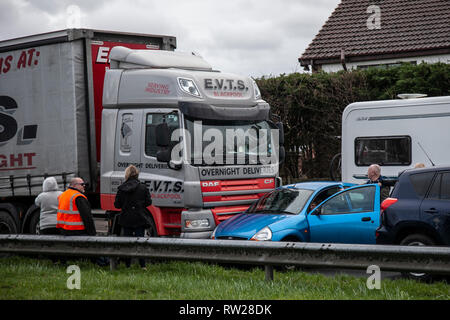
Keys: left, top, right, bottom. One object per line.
{"left": 157, "top": 149, "right": 182, "bottom": 170}
{"left": 156, "top": 123, "right": 170, "bottom": 147}
{"left": 156, "top": 149, "right": 171, "bottom": 163}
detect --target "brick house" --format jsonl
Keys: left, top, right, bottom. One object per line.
{"left": 299, "top": 0, "right": 450, "bottom": 72}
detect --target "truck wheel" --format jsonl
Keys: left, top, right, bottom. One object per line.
{"left": 145, "top": 218, "right": 158, "bottom": 237}
{"left": 400, "top": 234, "right": 435, "bottom": 281}
{"left": 0, "top": 210, "right": 18, "bottom": 234}
{"left": 28, "top": 211, "right": 40, "bottom": 234}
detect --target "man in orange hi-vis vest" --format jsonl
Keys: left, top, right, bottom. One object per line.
{"left": 57, "top": 177, "right": 96, "bottom": 236}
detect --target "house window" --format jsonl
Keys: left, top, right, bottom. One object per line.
{"left": 355, "top": 136, "right": 411, "bottom": 166}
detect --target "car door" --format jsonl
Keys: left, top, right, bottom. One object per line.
{"left": 420, "top": 171, "right": 450, "bottom": 243}
{"left": 307, "top": 184, "right": 380, "bottom": 244}
{"left": 141, "top": 109, "right": 185, "bottom": 207}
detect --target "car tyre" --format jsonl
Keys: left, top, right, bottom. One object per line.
{"left": 278, "top": 238, "right": 301, "bottom": 272}
{"left": 400, "top": 233, "right": 435, "bottom": 282}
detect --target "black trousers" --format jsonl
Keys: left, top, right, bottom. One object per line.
{"left": 40, "top": 227, "right": 60, "bottom": 235}
{"left": 122, "top": 226, "right": 146, "bottom": 268}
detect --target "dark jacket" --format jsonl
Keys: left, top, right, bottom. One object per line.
{"left": 60, "top": 188, "right": 97, "bottom": 236}
{"left": 114, "top": 178, "right": 152, "bottom": 228}
{"left": 366, "top": 177, "right": 395, "bottom": 203}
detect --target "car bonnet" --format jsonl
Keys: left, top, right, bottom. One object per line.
{"left": 215, "top": 212, "right": 297, "bottom": 239}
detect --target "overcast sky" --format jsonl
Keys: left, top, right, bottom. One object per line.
{"left": 0, "top": 0, "right": 341, "bottom": 78}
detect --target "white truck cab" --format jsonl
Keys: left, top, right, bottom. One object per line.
{"left": 100, "top": 47, "right": 284, "bottom": 238}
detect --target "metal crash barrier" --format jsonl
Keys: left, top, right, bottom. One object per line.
{"left": 1, "top": 235, "right": 449, "bottom": 281}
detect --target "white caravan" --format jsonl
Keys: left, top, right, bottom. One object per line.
{"left": 341, "top": 96, "right": 450, "bottom": 184}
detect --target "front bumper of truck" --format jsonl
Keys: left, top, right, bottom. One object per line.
{"left": 180, "top": 209, "right": 216, "bottom": 239}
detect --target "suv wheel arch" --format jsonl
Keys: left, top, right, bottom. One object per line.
{"left": 394, "top": 223, "right": 442, "bottom": 245}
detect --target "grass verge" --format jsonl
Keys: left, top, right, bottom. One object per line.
{"left": 0, "top": 256, "right": 449, "bottom": 300}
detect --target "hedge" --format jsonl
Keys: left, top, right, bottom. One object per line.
{"left": 256, "top": 63, "right": 450, "bottom": 182}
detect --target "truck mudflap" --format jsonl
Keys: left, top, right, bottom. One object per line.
{"left": 149, "top": 206, "right": 183, "bottom": 236}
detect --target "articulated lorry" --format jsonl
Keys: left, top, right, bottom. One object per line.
{"left": 0, "top": 29, "right": 284, "bottom": 238}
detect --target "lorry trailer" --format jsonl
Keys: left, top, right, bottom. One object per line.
{"left": 0, "top": 28, "right": 175, "bottom": 234}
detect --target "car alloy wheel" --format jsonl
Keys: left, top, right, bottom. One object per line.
{"left": 400, "top": 234, "right": 435, "bottom": 281}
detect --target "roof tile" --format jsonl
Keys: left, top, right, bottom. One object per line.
{"left": 300, "top": 0, "right": 450, "bottom": 62}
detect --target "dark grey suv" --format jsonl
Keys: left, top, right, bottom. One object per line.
{"left": 376, "top": 166, "right": 450, "bottom": 279}
{"left": 377, "top": 165, "right": 450, "bottom": 246}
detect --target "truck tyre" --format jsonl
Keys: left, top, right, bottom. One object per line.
{"left": 144, "top": 215, "right": 158, "bottom": 238}
{"left": 28, "top": 210, "right": 40, "bottom": 234}
{"left": 0, "top": 210, "right": 18, "bottom": 234}
{"left": 22, "top": 205, "right": 41, "bottom": 234}
{"left": 400, "top": 234, "right": 435, "bottom": 281}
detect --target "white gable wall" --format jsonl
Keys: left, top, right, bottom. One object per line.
{"left": 321, "top": 53, "right": 450, "bottom": 73}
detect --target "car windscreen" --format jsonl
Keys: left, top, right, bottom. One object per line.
{"left": 247, "top": 188, "right": 314, "bottom": 215}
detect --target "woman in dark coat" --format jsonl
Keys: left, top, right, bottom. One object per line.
{"left": 114, "top": 165, "right": 152, "bottom": 269}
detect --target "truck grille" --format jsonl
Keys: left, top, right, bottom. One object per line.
{"left": 201, "top": 178, "right": 275, "bottom": 209}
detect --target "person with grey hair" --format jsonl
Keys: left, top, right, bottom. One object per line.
{"left": 35, "top": 177, "right": 63, "bottom": 235}
{"left": 365, "top": 164, "right": 393, "bottom": 202}
{"left": 114, "top": 165, "right": 152, "bottom": 269}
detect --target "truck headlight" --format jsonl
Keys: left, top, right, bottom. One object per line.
{"left": 185, "top": 219, "right": 210, "bottom": 229}
{"left": 178, "top": 78, "right": 201, "bottom": 97}
{"left": 250, "top": 226, "right": 272, "bottom": 241}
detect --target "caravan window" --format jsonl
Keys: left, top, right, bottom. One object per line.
{"left": 355, "top": 136, "right": 411, "bottom": 166}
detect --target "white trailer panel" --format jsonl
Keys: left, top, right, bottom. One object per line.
{"left": 0, "top": 41, "right": 86, "bottom": 196}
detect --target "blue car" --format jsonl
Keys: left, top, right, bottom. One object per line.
{"left": 212, "top": 182, "right": 382, "bottom": 244}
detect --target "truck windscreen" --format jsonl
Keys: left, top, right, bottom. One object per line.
{"left": 184, "top": 117, "right": 275, "bottom": 166}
